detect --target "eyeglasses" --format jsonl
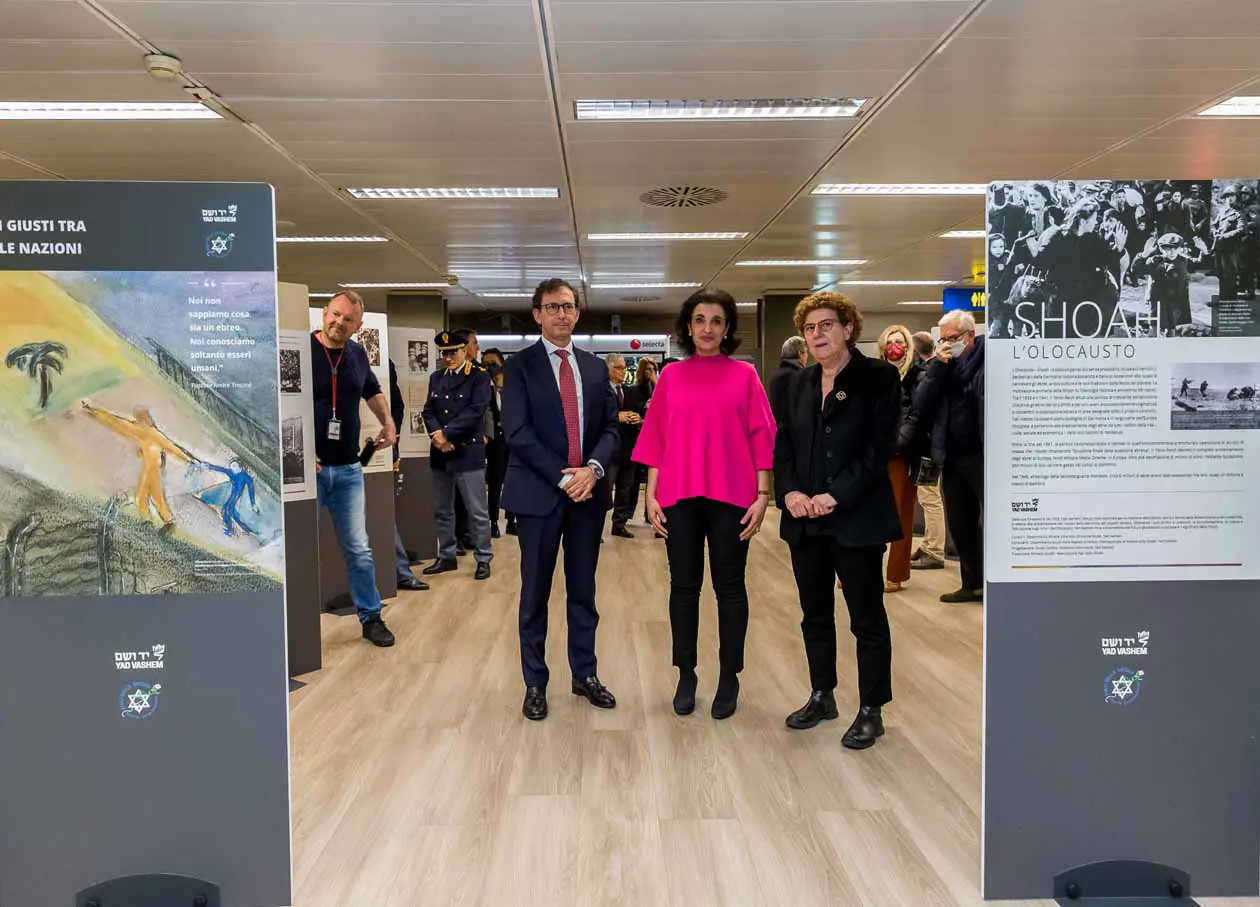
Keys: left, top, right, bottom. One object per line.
{"left": 803, "top": 319, "right": 840, "bottom": 335}
{"left": 541, "top": 303, "right": 577, "bottom": 315}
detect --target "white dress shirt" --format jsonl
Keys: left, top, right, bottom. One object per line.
{"left": 541, "top": 336, "right": 601, "bottom": 486}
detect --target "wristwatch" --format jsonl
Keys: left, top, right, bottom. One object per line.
{"left": 587, "top": 459, "right": 605, "bottom": 479}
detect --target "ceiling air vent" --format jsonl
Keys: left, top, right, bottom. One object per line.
{"left": 620, "top": 295, "right": 662, "bottom": 303}
{"left": 639, "top": 186, "right": 728, "bottom": 208}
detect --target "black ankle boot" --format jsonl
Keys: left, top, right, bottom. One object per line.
{"left": 841, "top": 705, "right": 885, "bottom": 749}
{"left": 673, "top": 668, "right": 697, "bottom": 715}
{"left": 711, "top": 669, "right": 739, "bottom": 720}
{"left": 785, "top": 690, "right": 839, "bottom": 730}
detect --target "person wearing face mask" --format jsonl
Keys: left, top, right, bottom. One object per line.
{"left": 877, "top": 325, "right": 925, "bottom": 593}
{"left": 481, "top": 348, "right": 509, "bottom": 538}
{"left": 912, "top": 310, "right": 985, "bottom": 604}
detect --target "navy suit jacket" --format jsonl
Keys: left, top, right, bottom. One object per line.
{"left": 500, "top": 340, "right": 621, "bottom": 517}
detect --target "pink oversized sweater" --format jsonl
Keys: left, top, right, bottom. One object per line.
{"left": 632, "top": 354, "right": 777, "bottom": 510}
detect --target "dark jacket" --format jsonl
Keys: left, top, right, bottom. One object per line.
{"left": 500, "top": 340, "right": 621, "bottom": 517}
{"left": 892, "top": 359, "right": 928, "bottom": 466}
{"left": 773, "top": 349, "right": 903, "bottom": 548}
{"left": 612, "top": 383, "right": 646, "bottom": 465}
{"left": 421, "top": 359, "right": 492, "bottom": 472}
{"left": 912, "top": 336, "right": 985, "bottom": 465}
{"left": 769, "top": 356, "right": 804, "bottom": 423}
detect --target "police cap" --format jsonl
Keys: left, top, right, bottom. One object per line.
{"left": 435, "top": 330, "right": 466, "bottom": 352}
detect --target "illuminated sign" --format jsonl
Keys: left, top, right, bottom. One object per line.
{"left": 944, "top": 286, "right": 985, "bottom": 313}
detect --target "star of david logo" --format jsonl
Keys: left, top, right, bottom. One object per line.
{"left": 119, "top": 681, "right": 162, "bottom": 720}
{"left": 205, "top": 231, "right": 235, "bottom": 259}
{"left": 1104, "top": 668, "right": 1143, "bottom": 705}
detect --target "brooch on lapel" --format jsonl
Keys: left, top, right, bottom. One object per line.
{"left": 835, "top": 390, "right": 847, "bottom": 403}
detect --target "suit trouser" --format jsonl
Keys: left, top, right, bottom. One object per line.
{"left": 664, "top": 497, "right": 750, "bottom": 674}
{"left": 433, "top": 467, "right": 493, "bottom": 564}
{"left": 916, "top": 479, "right": 946, "bottom": 560}
{"left": 942, "top": 452, "right": 984, "bottom": 591}
{"left": 788, "top": 537, "right": 891, "bottom": 707}
{"left": 517, "top": 500, "right": 605, "bottom": 688}
{"left": 606, "top": 460, "right": 641, "bottom": 529}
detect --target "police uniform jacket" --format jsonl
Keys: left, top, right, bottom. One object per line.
{"left": 773, "top": 348, "right": 903, "bottom": 548}
{"left": 421, "top": 359, "right": 492, "bottom": 473}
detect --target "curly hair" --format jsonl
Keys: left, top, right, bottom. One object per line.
{"left": 675, "top": 288, "right": 741, "bottom": 356}
{"left": 793, "top": 291, "right": 862, "bottom": 348}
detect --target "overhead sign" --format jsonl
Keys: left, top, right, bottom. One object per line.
{"left": 943, "top": 286, "right": 986, "bottom": 313}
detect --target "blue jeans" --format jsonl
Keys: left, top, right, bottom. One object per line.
{"left": 316, "top": 463, "right": 383, "bottom": 623}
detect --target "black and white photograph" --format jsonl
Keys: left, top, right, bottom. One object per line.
{"left": 407, "top": 339, "right": 429, "bottom": 374}
{"left": 279, "top": 348, "right": 302, "bottom": 394}
{"left": 281, "top": 415, "right": 306, "bottom": 484}
{"left": 409, "top": 411, "right": 426, "bottom": 436}
{"left": 1170, "top": 363, "right": 1260, "bottom": 431}
{"left": 357, "top": 327, "right": 381, "bottom": 366}
{"left": 987, "top": 180, "right": 1260, "bottom": 340}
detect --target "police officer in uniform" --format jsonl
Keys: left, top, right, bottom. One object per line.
{"left": 421, "top": 330, "right": 494, "bottom": 581}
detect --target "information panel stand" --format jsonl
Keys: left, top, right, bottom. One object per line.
{"left": 982, "top": 179, "right": 1260, "bottom": 902}
{"left": 0, "top": 182, "right": 291, "bottom": 906}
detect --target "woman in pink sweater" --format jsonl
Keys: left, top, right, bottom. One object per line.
{"left": 633, "top": 289, "right": 776, "bottom": 719}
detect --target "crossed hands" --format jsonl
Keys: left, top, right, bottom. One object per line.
{"left": 784, "top": 491, "right": 838, "bottom": 520}
{"left": 562, "top": 466, "right": 598, "bottom": 502}
{"left": 431, "top": 430, "right": 456, "bottom": 454}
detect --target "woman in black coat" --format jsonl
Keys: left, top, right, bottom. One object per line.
{"left": 773, "top": 292, "right": 903, "bottom": 749}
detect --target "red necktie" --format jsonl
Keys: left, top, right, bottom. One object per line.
{"left": 555, "top": 350, "right": 582, "bottom": 466}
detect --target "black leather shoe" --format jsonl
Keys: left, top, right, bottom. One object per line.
{"left": 711, "top": 671, "right": 740, "bottom": 720}
{"left": 841, "top": 706, "right": 885, "bottom": 749}
{"left": 455, "top": 546, "right": 468, "bottom": 557}
{"left": 397, "top": 576, "right": 429, "bottom": 591}
{"left": 911, "top": 553, "right": 945, "bottom": 570}
{"left": 572, "top": 676, "right": 617, "bottom": 709}
{"left": 673, "top": 669, "right": 697, "bottom": 715}
{"left": 422, "top": 558, "right": 458, "bottom": 576}
{"left": 786, "top": 690, "right": 839, "bottom": 730}
{"left": 474, "top": 562, "right": 491, "bottom": 581}
{"left": 491, "top": 523, "right": 501, "bottom": 539}
{"left": 523, "top": 686, "right": 548, "bottom": 721}
{"left": 940, "top": 588, "right": 982, "bottom": 603}
{"left": 612, "top": 525, "right": 634, "bottom": 539}
{"left": 361, "top": 616, "right": 395, "bottom": 647}
{"left": 506, "top": 522, "right": 518, "bottom": 536}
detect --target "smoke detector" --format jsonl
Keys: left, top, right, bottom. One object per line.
{"left": 144, "top": 53, "right": 186, "bottom": 81}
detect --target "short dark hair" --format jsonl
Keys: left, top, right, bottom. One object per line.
{"left": 532, "top": 278, "right": 578, "bottom": 310}
{"left": 675, "top": 288, "right": 741, "bottom": 356}
{"left": 482, "top": 347, "right": 504, "bottom": 362}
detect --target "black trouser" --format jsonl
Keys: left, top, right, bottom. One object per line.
{"left": 606, "top": 459, "right": 641, "bottom": 529}
{"left": 663, "top": 497, "right": 750, "bottom": 674}
{"left": 487, "top": 438, "right": 508, "bottom": 522}
{"left": 942, "top": 451, "right": 984, "bottom": 591}
{"left": 788, "top": 538, "right": 891, "bottom": 707}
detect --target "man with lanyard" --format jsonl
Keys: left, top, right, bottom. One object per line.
{"left": 312, "top": 290, "right": 398, "bottom": 647}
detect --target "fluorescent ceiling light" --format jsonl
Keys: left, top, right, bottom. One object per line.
{"left": 478, "top": 291, "right": 533, "bottom": 298}
{"left": 0, "top": 101, "right": 220, "bottom": 120}
{"left": 346, "top": 187, "right": 559, "bottom": 200}
{"left": 1198, "top": 96, "right": 1260, "bottom": 117}
{"left": 277, "top": 235, "right": 388, "bottom": 244}
{"left": 941, "top": 230, "right": 987, "bottom": 239}
{"left": 736, "top": 302, "right": 758, "bottom": 308}
{"left": 897, "top": 301, "right": 942, "bottom": 307}
{"left": 589, "top": 282, "right": 703, "bottom": 289}
{"left": 587, "top": 232, "right": 749, "bottom": 241}
{"left": 339, "top": 282, "right": 449, "bottom": 289}
{"left": 812, "top": 184, "right": 987, "bottom": 196}
{"left": 309, "top": 293, "right": 336, "bottom": 299}
{"left": 736, "top": 259, "right": 867, "bottom": 267}
{"left": 841, "top": 279, "right": 947, "bottom": 287}
{"left": 575, "top": 99, "right": 866, "bottom": 120}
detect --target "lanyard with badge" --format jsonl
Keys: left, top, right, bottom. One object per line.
{"left": 319, "top": 335, "right": 346, "bottom": 441}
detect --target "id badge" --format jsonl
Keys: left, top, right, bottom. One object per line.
{"left": 326, "top": 418, "right": 342, "bottom": 441}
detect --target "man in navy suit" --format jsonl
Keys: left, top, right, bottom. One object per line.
{"left": 501, "top": 277, "right": 621, "bottom": 720}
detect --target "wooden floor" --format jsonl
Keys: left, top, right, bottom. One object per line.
{"left": 287, "top": 510, "right": 1254, "bottom": 907}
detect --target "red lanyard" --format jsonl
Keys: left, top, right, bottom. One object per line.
{"left": 317, "top": 334, "right": 346, "bottom": 413}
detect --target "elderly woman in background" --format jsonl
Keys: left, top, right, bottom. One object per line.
{"left": 634, "top": 289, "right": 776, "bottom": 720}
{"left": 877, "top": 324, "right": 925, "bottom": 593}
{"left": 773, "top": 292, "right": 902, "bottom": 749}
